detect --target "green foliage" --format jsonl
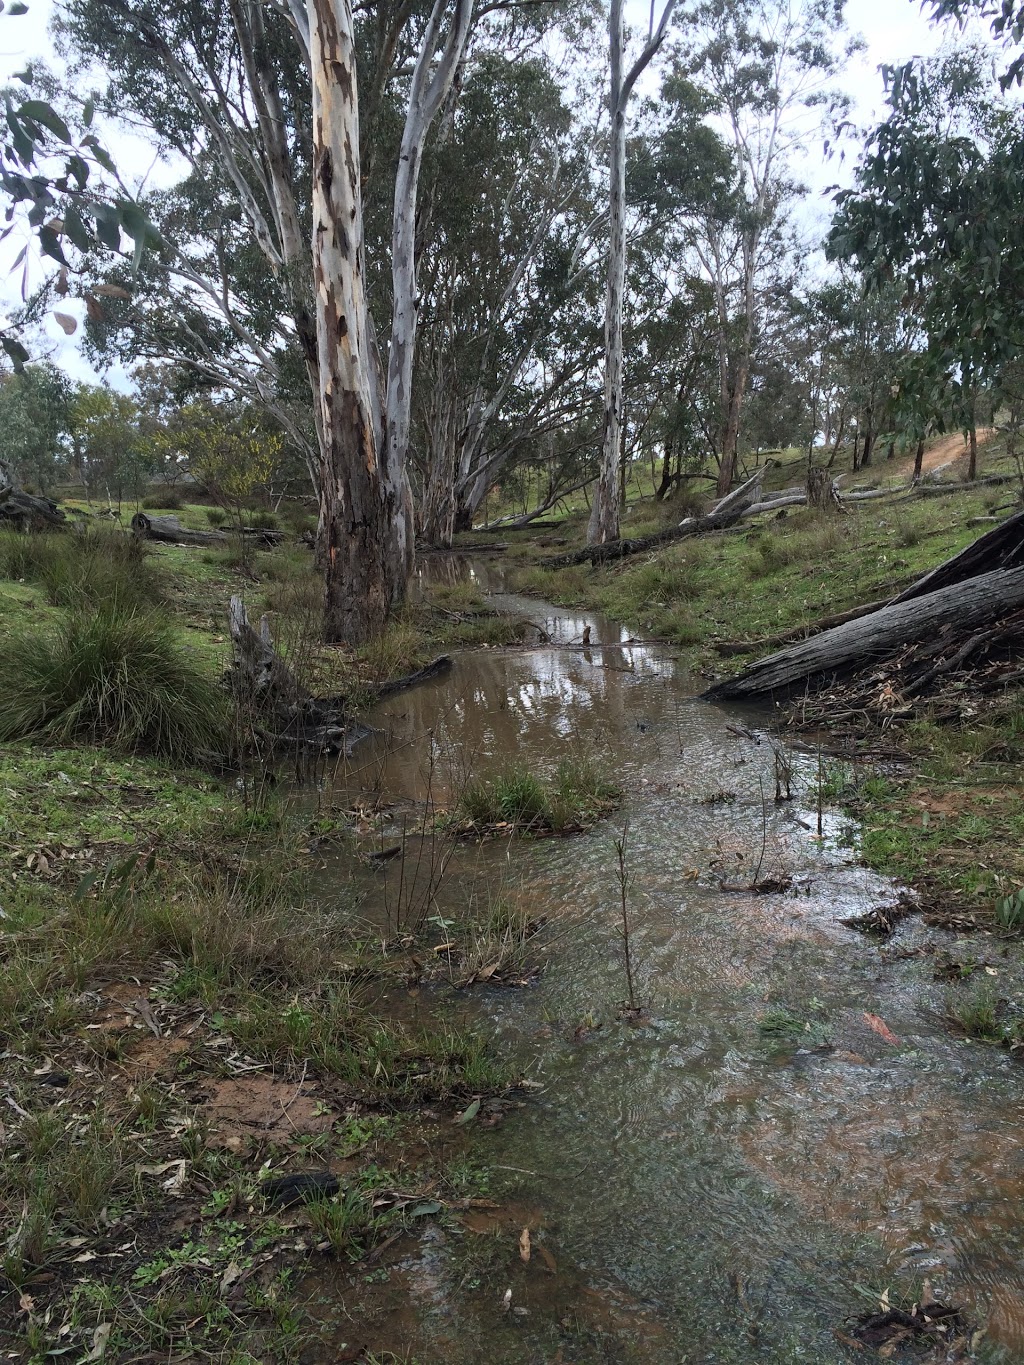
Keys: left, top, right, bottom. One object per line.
{"left": 0, "top": 605, "right": 227, "bottom": 761}
{"left": 0, "top": 363, "right": 72, "bottom": 490}
{"left": 248, "top": 509, "right": 279, "bottom": 531}
{"left": 459, "top": 757, "right": 620, "bottom": 833}
{"left": 947, "top": 983, "right": 1008, "bottom": 1042}
{"left": 830, "top": 46, "right": 1024, "bottom": 433}
{"left": 206, "top": 507, "right": 227, "bottom": 527}
{"left": 995, "top": 886, "right": 1024, "bottom": 932}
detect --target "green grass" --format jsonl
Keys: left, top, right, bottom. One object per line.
{"left": 0, "top": 605, "right": 228, "bottom": 762}
{"left": 458, "top": 757, "right": 621, "bottom": 834}
{"left": 0, "top": 525, "right": 163, "bottom": 611}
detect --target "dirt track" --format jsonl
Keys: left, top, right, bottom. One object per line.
{"left": 892, "top": 427, "right": 995, "bottom": 481}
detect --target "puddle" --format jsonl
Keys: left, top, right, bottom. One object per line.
{"left": 306, "top": 556, "right": 1024, "bottom": 1362}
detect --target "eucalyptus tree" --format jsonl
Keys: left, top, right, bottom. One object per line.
{"left": 587, "top": 0, "right": 679, "bottom": 545}
{"left": 411, "top": 50, "right": 604, "bottom": 544}
{"left": 830, "top": 45, "right": 1024, "bottom": 478}
{"left": 0, "top": 361, "right": 72, "bottom": 491}
{"left": 675, "top": 0, "right": 856, "bottom": 495}
{"left": 55, "top": 0, "right": 484, "bottom": 640}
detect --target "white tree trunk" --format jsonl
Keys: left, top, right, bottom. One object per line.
{"left": 587, "top": 0, "right": 677, "bottom": 546}
{"left": 385, "top": 0, "right": 472, "bottom": 589}
{"left": 588, "top": 0, "right": 627, "bottom": 547}
{"left": 308, "top": 0, "right": 395, "bottom": 642}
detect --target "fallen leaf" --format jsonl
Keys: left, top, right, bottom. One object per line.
{"left": 455, "top": 1098, "right": 480, "bottom": 1126}
{"left": 519, "top": 1227, "right": 531, "bottom": 1263}
{"left": 220, "top": 1261, "right": 243, "bottom": 1293}
{"left": 537, "top": 1244, "right": 557, "bottom": 1275}
{"left": 407, "top": 1200, "right": 442, "bottom": 1218}
{"left": 863, "top": 1013, "right": 900, "bottom": 1045}
{"left": 85, "top": 1322, "right": 112, "bottom": 1361}
{"left": 501, "top": 1287, "right": 512, "bottom": 1313}
{"left": 53, "top": 311, "right": 77, "bottom": 335}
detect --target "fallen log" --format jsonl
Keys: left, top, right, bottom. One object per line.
{"left": 703, "top": 566, "right": 1024, "bottom": 701}
{"left": 543, "top": 468, "right": 766, "bottom": 568}
{"left": 891, "top": 507, "right": 1024, "bottom": 604}
{"left": 0, "top": 487, "right": 66, "bottom": 529}
{"left": 0, "top": 458, "right": 65, "bottom": 529}
{"left": 712, "top": 597, "right": 892, "bottom": 656}
{"left": 912, "top": 474, "right": 1015, "bottom": 497}
{"left": 131, "top": 511, "right": 285, "bottom": 547}
{"left": 374, "top": 654, "right": 452, "bottom": 698}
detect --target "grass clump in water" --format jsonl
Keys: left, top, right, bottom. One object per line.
{"left": 0, "top": 605, "right": 227, "bottom": 762}
{"left": 457, "top": 757, "right": 620, "bottom": 834}
{"left": 947, "top": 983, "right": 1010, "bottom": 1043}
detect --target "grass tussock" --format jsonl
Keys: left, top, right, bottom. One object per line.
{"left": 0, "top": 605, "right": 227, "bottom": 761}
{"left": 458, "top": 756, "right": 620, "bottom": 835}
{"left": 0, "top": 526, "right": 162, "bottom": 610}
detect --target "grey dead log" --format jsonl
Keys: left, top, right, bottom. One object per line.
{"left": 912, "top": 474, "right": 1014, "bottom": 497}
{"left": 890, "top": 507, "right": 1024, "bottom": 604}
{"left": 131, "top": 512, "right": 284, "bottom": 547}
{"left": 712, "top": 596, "right": 893, "bottom": 655}
{"left": 544, "top": 468, "right": 766, "bottom": 568}
{"left": 0, "top": 459, "right": 66, "bottom": 529}
{"left": 704, "top": 566, "right": 1024, "bottom": 701}
{"left": 744, "top": 493, "right": 808, "bottom": 516}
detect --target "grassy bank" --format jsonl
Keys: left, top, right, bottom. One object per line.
{"left": 0, "top": 521, "right": 531, "bottom": 1361}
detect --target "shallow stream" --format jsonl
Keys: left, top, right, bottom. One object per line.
{"left": 313, "top": 558, "right": 1024, "bottom": 1363}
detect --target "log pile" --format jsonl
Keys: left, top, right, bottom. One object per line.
{"left": 705, "top": 510, "right": 1024, "bottom": 717}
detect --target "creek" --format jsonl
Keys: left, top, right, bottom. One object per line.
{"left": 312, "top": 558, "right": 1024, "bottom": 1363}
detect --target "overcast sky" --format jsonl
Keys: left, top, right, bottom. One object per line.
{"left": 0, "top": 0, "right": 965, "bottom": 388}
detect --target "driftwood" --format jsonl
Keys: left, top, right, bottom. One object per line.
{"left": 375, "top": 654, "right": 452, "bottom": 698}
{"left": 543, "top": 468, "right": 767, "bottom": 568}
{"left": 704, "top": 566, "right": 1024, "bottom": 701}
{"left": 132, "top": 511, "right": 285, "bottom": 547}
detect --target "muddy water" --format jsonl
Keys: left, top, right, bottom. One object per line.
{"left": 320, "top": 559, "right": 1024, "bottom": 1363}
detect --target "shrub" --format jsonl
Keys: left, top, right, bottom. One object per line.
{"left": 0, "top": 606, "right": 227, "bottom": 761}
{"left": 249, "top": 509, "right": 279, "bottom": 531}
{"left": 206, "top": 507, "right": 227, "bottom": 528}
{"left": 141, "top": 492, "right": 183, "bottom": 511}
